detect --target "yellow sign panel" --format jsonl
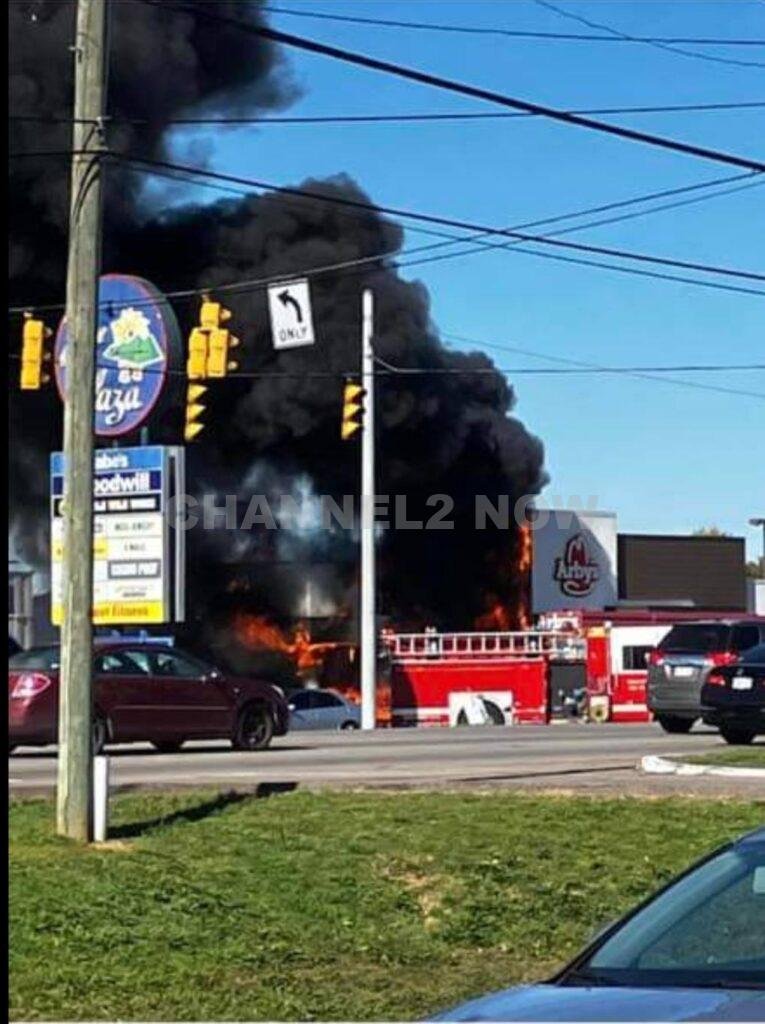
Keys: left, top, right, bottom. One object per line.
{"left": 52, "top": 600, "right": 165, "bottom": 627}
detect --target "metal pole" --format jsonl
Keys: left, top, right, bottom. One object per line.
{"left": 360, "top": 289, "right": 376, "bottom": 730}
{"left": 57, "top": 0, "right": 109, "bottom": 842}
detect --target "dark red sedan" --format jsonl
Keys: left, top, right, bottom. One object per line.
{"left": 9, "top": 641, "right": 289, "bottom": 754}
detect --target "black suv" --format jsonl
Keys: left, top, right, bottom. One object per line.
{"left": 646, "top": 619, "right": 765, "bottom": 733}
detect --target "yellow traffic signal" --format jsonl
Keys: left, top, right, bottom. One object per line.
{"left": 206, "top": 327, "right": 240, "bottom": 378}
{"left": 184, "top": 383, "right": 207, "bottom": 442}
{"left": 200, "top": 299, "right": 231, "bottom": 330}
{"left": 187, "top": 327, "right": 209, "bottom": 380}
{"left": 341, "top": 380, "right": 365, "bottom": 440}
{"left": 20, "top": 313, "right": 52, "bottom": 390}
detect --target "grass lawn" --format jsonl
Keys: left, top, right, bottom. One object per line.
{"left": 686, "top": 744, "right": 765, "bottom": 769}
{"left": 9, "top": 789, "right": 765, "bottom": 1021}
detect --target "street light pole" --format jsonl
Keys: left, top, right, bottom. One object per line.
{"left": 57, "top": 0, "right": 109, "bottom": 842}
{"left": 360, "top": 289, "right": 376, "bottom": 730}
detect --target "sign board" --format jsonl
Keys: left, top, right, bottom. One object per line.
{"left": 531, "top": 510, "right": 618, "bottom": 614}
{"left": 55, "top": 274, "right": 178, "bottom": 437}
{"left": 267, "top": 278, "right": 315, "bottom": 350}
{"left": 50, "top": 446, "right": 185, "bottom": 626}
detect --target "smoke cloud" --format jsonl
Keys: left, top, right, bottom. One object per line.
{"left": 9, "top": 0, "right": 547, "bottom": 645}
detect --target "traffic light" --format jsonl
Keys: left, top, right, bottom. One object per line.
{"left": 20, "top": 313, "right": 52, "bottom": 390}
{"left": 206, "top": 327, "right": 240, "bottom": 378}
{"left": 341, "top": 379, "right": 365, "bottom": 440}
{"left": 184, "top": 382, "right": 207, "bottom": 442}
{"left": 187, "top": 327, "right": 209, "bottom": 380}
{"left": 184, "top": 296, "right": 238, "bottom": 441}
{"left": 200, "top": 299, "right": 231, "bottom": 330}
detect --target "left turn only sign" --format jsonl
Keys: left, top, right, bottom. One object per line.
{"left": 268, "top": 278, "right": 316, "bottom": 350}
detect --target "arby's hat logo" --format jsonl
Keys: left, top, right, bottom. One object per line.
{"left": 553, "top": 532, "right": 600, "bottom": 597}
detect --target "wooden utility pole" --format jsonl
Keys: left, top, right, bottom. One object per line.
{"left": 57, "top": 0, "right": 109, "bottom": 841}
{"left": 360, "top": 289, "right": 376, "bottom": 730}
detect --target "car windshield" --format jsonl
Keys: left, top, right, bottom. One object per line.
{"left": 659, "top": 624, "right": 731, "bottom": 654}
{"left": 574, "top": 839, "right": 765, "bottom": 989}
{"left": 9, "top": 646, "right": 61, "bottom": 671}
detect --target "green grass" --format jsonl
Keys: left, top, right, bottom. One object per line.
{"left": 9, "top": 790, "right": 765, "bottom": 1021}
{"left": 686, "top": 745, "right": 765, "bottom": 769}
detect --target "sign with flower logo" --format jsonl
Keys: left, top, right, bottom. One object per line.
{"left": 55, "top": 274, "right": 177, "bottom": 437}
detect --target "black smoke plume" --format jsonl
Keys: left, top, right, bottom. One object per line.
{"left": 9, "top": 0, "right": 547, "bottom": 654}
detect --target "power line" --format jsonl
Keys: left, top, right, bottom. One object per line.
{"left": 144, "top": 1, "right": 765, "bottom": 172}
{"left": 10, "top": 101, "right": 765, "bottom": 126}
{"left": 533, "top": 0, "right": 765, "bottom": 69}
{"left": 262, "top": 4, "right": 765, "bottom": 47}
{"left": 8, "top": 161, "right": 765, "bottom": 316}
{"left": 439, "top": 333, "right": 765, "bottom": 400}
{"left": 117, "top": 154, "right": 765, "bottom": 284}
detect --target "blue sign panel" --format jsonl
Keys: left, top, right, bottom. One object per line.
{"left": 55, "top": 274, "right": 177, "bottom": 437}
{"left": 50, "top": 446, "right": 170, "bottom": 625}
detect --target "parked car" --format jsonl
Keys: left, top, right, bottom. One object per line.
{"left": 287, "top": 688, "right": 361, "bottom": 731}
{"left": 8, "top": 641, "right": 289, "bottom": 754}
{"left": 701, "top": 642, "right": 765, "bottom": 745}
{"left": 434, "top": 826, "right": 765, "bottom": 1022}
{"left": 646, "top": 619, "right": 765, "bottom": 734}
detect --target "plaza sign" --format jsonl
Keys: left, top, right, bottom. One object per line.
{"left": 51, "top": 446, "right": 186, "bottom": 626}
{"left": 55, "top": 274, "right": 178, "bottom": 437}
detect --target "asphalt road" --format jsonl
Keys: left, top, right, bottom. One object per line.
{"left": 9, "top": 722, "right": 764, "bottom": 797}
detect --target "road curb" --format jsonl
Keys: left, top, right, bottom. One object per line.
{"left": 640, "top": 754, "right": 765, "bottom": 779}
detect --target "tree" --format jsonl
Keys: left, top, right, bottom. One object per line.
{"left": 693, "top": 526, "right": 729, "bottom": 537}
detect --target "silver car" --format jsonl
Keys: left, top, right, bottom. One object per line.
{"left": 434, "top": 827, "right": 765, "bottom": 1022}
{"left": 647, "top": 620, "right": 765, "bottom": 734}
{"left": 287, "top": 688, "right": 361, "bottom": 731}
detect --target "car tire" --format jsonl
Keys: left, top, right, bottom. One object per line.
{"left": 720, "top": 725, "right": 756, "bottom": 746}
{"left": 92, "top": 715, "right": 108, "bottom": 755}
{"left": 232, "top": 703, "right": 274, "bottom": 751}
{"left": 656, "top": 715, "right": 696, "bottom": 734}
{"left": 340, "top": 720, "right": 359, "bottom": 731}
{"left": 151, "top": 740, "right": 185, "bottom": 754}
{"left": 9, "top": 745, "right": 16, "bottom": 756}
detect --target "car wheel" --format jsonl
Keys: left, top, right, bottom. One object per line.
{"left": 656, "top": 715, "right": 696, "bottom": 734}
{"left": 720, "top": 725, "right": 756, "bottom": 745}
{"left": 151, "top": 740, "right": 185, "bottom": 754}
{"left": 232, "top": 704, "right": 274, "bottom": 751}
{"left": 340, "top": 720, "right": 359, "bottom": 731}
{"left": 92, "top": 715, "right": 108, "bottom": 755}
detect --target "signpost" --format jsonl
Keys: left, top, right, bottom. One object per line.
{"left": 51, "top": 446, "right": 185, "bottom": 626}
{"left": 268, "top": 279, "right": 316, "bottom": 350}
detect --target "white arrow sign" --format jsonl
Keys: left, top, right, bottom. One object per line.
{"left": 268, "top": 278, "right": 316, "bottom": 350}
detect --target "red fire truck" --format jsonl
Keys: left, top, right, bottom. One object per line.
{"left": 382, "top": 629, "right": 584, "bottom": 728}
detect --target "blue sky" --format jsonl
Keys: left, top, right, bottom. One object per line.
{"left": 168, "top": 0, "right": 764, "bottom": 558}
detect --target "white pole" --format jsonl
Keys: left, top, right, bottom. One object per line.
{"left": 360, "top": 289, "right": 376, "bottom": 730}
{"left": 92, "top": 754, "right": 109, "bottom": 843}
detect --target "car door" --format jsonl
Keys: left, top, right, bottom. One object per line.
{"left": 288, "top": 689, "right": 316, "bottom": 731}
{"left": 93, "top": 648, "right": 154, "bottom": 741}
{"left": 311, "top": 691, "right": 347, "bottom": 730}
{"left": 147, "top": 649, "right": 233, "bottom": 739}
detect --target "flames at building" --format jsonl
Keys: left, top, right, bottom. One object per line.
{"left": 9, "top": 1, "right": 547, "bottom": 686}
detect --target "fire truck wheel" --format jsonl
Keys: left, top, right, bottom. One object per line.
{"left": 719, "top": 725, "right": 756, "bottom": 746}
{"left": 232, "top": 704, "right": 274, "bottom": 751}
{"left": 656, "top": 715, "right": 696, "bottom": 735}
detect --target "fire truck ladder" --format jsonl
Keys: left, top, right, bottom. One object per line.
{"left": 382, "top": 630, "right": 585, "bottom": 662}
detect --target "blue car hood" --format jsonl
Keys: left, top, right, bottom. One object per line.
{"left": 432, "top": 983, "right": 765, "bottom": 1022}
